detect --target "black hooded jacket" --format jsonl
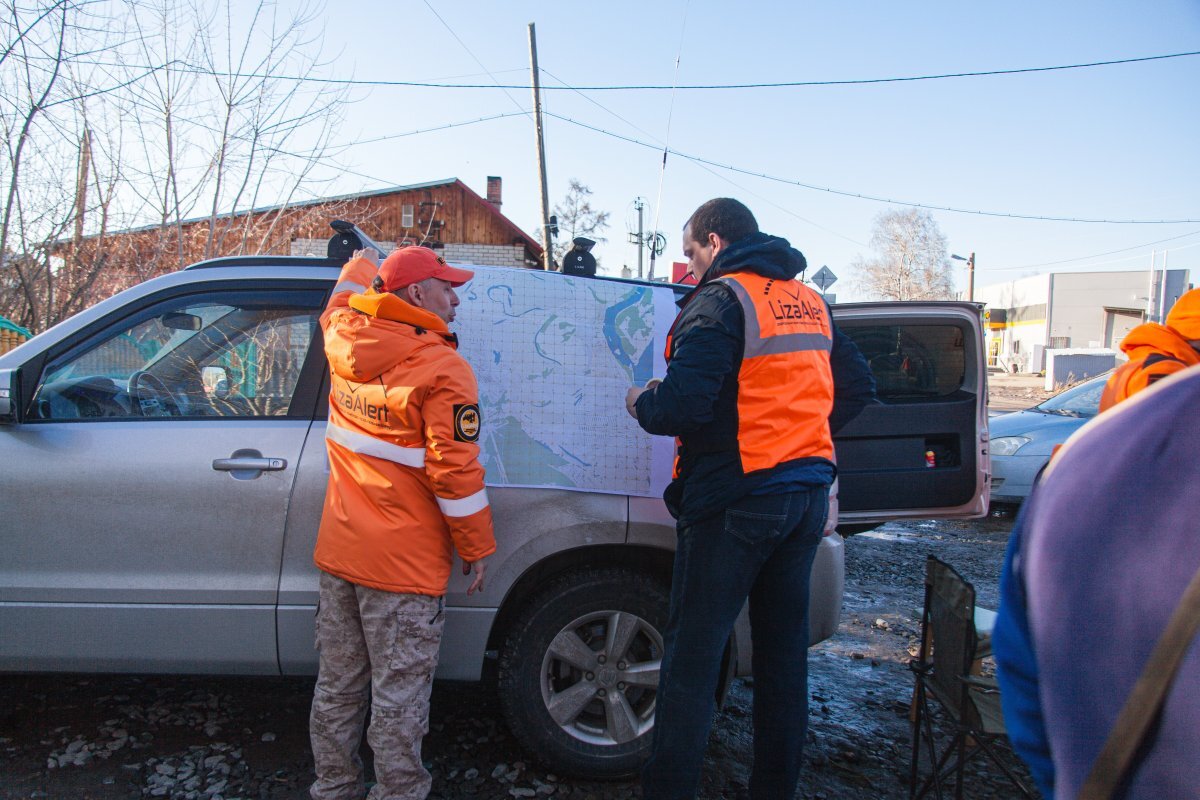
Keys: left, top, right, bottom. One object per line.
{"left": 633, "top": 232, "right": 875, "bottom": 525}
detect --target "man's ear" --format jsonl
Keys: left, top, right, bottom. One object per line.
{"left": 708, "top": 232, "right": 726, "bottom": 255}
{"left": 403, "top": 283, "right": 422, "bottom": 306}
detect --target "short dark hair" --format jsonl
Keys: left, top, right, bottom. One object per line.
{"left": 684, "top": 198, "right": 758, "bottom": 244}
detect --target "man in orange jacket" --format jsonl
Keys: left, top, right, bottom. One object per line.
{"left": 1100, "top": 287, "right": 1200, "bottom": 411}
{"left": 310, "top": 246, "right": 496, "bottom": 800}
{"left": 626, "top": 198, "right": 874, "bottom": 799}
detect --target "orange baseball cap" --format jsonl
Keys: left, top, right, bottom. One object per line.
{"left": 377, "top": 246, "right": 474, "bottom": 291}
{"left": 1166, "top": 287, "right": 1200, "bottom": 341}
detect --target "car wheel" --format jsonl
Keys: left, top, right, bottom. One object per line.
{"left": 497, "top": 567, "right": 669, "bottom": 779}
{"left": 835, "top": 522, "right": 881, "bottom": 537}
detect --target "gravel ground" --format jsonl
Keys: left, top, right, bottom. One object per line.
{"left": 0, "top": 515, "right": 1037, "bottom": 800}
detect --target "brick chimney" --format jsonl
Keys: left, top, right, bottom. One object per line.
{"left": 486, "top": 176, "right": 502, "bottom": 210}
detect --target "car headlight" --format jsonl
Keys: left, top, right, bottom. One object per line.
{"left": 991, "top": 436, "right": 1032, "bottom": 456}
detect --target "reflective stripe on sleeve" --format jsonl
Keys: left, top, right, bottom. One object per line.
{"left": 333, "top": 279, "right": 367, "bottom": 295}
{"left": 325, "top": 423, "right": 425, "bottom": 468}
{"left": 435, "top": 488, "right": 490, "bottom": 517}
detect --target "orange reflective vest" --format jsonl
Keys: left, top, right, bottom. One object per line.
{"left": 315, "top": 257, "right": 496, "bottom": 596}
{"left": 665, "top": 271, "right": 835, "bottom": 475}
{"left": 1099, "top": 322, "right": 1200, "bottom": 412}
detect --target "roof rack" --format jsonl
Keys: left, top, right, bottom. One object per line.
{"left": 183, "top": 255, "right": 341, "bottom": 271}
{"left": 184, "top": 220, "right": 385, "bottom": 271}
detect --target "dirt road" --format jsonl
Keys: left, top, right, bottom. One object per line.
{"left": 1, "top": 516, "right": 1035, "bottom": 799}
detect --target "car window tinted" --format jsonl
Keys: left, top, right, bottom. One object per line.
{"left": 31, "top": 290, "right": 322, "bottom": 420}
{"left": 1036, "top": 375, "right": 1107, "bottom": 417}
{"left": 839, "top": 323, "right": 966, "bottom": 400}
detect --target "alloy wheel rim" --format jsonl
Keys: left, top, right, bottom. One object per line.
{"left": 539, "top": 609, "right": 664, "bottom": 745}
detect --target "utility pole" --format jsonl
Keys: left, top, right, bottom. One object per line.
{"left": 1146, "top": 250, "right": 1158, "bottom": 322}
{"left": 634, "top": 198, "right": 645, "bottom": 278}
{"left": 528, "top": 23, "right": 554, "bottom": 272}
{"left": 967, "top": 251, "right": 975, "bottom": 302}
{"left": 951, "top": 251, "right": 976, "bottom": 302}
{"left": 1160, "top": 250, "right": 1169, "bottom": 322}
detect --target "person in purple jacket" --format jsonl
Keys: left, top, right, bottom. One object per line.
{"left": 993, "top": 363, "right": 1200, "bottom": 799}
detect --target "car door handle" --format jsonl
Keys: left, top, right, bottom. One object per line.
{"left": 212, "top": 457, "right": 287, "bottom": 471}
{"left": 212, "top": 448, "right": 288, "bottom": 479}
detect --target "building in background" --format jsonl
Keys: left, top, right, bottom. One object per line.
{"left": 287, "top": 177, "right": 542, "bottom": 269}
{"left": 63, "top": 176, "right": 543, "bottom": 279}
{"left": 975, "top": 269, "right": 1192, "bottom": 373}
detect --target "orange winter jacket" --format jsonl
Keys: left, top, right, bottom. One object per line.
{"left": 314, "top": 256, "right": 496, "bottom": 596}
{"left": 1099, "top": 322, "right": 1200, "bottom": 412}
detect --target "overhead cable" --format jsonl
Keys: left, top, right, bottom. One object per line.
{"left": 538, "top": 68, "right": 864, "bottom": 246}
{"left": 543, "top": 111, "right": 1200, "bottom": 224}
{"left": 69, "top": 50, "right": 1200, "bottom": 91}
{"left": 1000, "top": 228, "right": 1200, "bottom": 270}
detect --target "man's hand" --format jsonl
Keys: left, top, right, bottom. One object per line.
{"left": 353, "top": 248, "right": 380, "bottom": 267}
{"left": 463, "top": 557, "right": 488, "bottom": 595}
{"left": 625, "top": 379, "right": 660, "bottom": 419}
{"left": 625, "top": 386, "right": 645, "bottom": 419}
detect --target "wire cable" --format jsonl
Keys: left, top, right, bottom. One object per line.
{"left": 648, "top": 0, "right": 691, "bottom": 280}
{"left": 986, "top": 237, "right": 1200, "bottom": 272}
{"left": 419, "top": 1, "right": 530, "bottom": 118}
{"left": 538, "top": 67, "right": 864, "bottom": 249}
{"left": 543, "top": 111, "right": 1200, "bottom": 224}
{"left": 90, "top": 49, "right": 1200, "bottom": 91}
{"left": 999, "top": 228, "right": 1200, "bottom": 271}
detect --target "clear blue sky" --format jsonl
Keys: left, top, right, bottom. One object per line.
{"left": 284, "top": 0, "right": 1199, "bottom": 300}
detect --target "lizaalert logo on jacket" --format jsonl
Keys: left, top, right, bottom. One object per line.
{"left": 454, "top": 403, "right": 481, "bottom": 442}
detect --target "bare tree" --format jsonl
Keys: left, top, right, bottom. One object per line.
{"left": 552, "top": 179, "right": 609, "bottom": 263}
{"left": 0, "top": 0, "right": 95, "bottom": 331}
{"left": 850, "top": 209, "right": 954, "bottom": 301}
{"left": 0, "top": 0, "right": 349, "bottom": 333}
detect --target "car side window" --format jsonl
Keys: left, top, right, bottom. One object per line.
{"left": 31, "top": 290, "right": 323, "bottom": 421}
{"left": 840, "top": 323, "right": 967, "bottom": 400}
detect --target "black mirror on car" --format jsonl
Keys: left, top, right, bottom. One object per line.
{"left": 328, "top": 220, "right": 388, "bottom": 262}
{"left": 0, "top": 368, "right": 21, "bottom": 424}
{"left": 162, "top": 312, "right": 202, "bottom": 331}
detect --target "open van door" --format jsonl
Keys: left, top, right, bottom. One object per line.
{"left": 831, "top": 301, "right": 989, "bottom": 528}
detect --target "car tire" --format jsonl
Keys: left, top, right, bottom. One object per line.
{"left": 835, "top": 522, "right": 881, "bottom": 537}
{"left": 497, "top": 567, "right": 669, "bottom": 779}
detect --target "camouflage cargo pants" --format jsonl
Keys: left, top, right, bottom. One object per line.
{"left": 309, "top": 571, "right": 445, "bottom": 800}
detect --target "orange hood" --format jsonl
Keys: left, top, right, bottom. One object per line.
{"left": 325, "top": 290, "right": 457, "bottom": 383}
{"left": 1120, "top": 322, "right": 1200, "bottom": 364}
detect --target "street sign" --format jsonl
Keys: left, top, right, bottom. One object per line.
{"left": 811, "top": 265, "right": 837, "bottom": 292}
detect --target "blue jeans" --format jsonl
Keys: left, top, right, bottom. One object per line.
{"left": 642, "top": 486, "right": 829, "bottom": 800}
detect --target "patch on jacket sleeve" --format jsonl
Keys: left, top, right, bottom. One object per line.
{"left": 453, "top": 404, "right": 481, "bottom": 442}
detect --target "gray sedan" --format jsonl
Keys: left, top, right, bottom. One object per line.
{"left": 989, "top": 371, "right": 1110, "bottom": 506}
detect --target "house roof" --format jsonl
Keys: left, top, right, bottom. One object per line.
{"left": 78, "top": 178, "right": 543, "bottom": 255}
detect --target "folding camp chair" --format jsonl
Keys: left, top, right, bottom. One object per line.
{"left": 908, "top": 556, "right": 1034, "bottom": 799}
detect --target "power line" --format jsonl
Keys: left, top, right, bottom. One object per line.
{"left": 998, "top": 228, "right": 1200, "bottom": 271}
{"left": 546, "top": 50, "right": 1200, "bottom": 90}
{"left": 543, "top": 111, "right": 1200, "bottom": 224}
{"left": 986, "top": 237, "right": 1200, "bottom": 273}
{"left": 348, "top": 112, "right": 529, "bottom": 147}
{"left": 419, "top": 1, "right": 529, "bottom": 118}
{"left": 59, "top": 50, "right": 1200, "bottom": 91}
{"left": 540, "top": 67, "right": 868, "bottom": 245}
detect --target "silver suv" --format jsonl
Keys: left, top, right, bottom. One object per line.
{"left": 0, "top": 229, "right": 989, "bottom": 777}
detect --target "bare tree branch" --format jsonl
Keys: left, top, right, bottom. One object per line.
{"left": 850, "top": 209, "right": 954, "bottom": 301}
